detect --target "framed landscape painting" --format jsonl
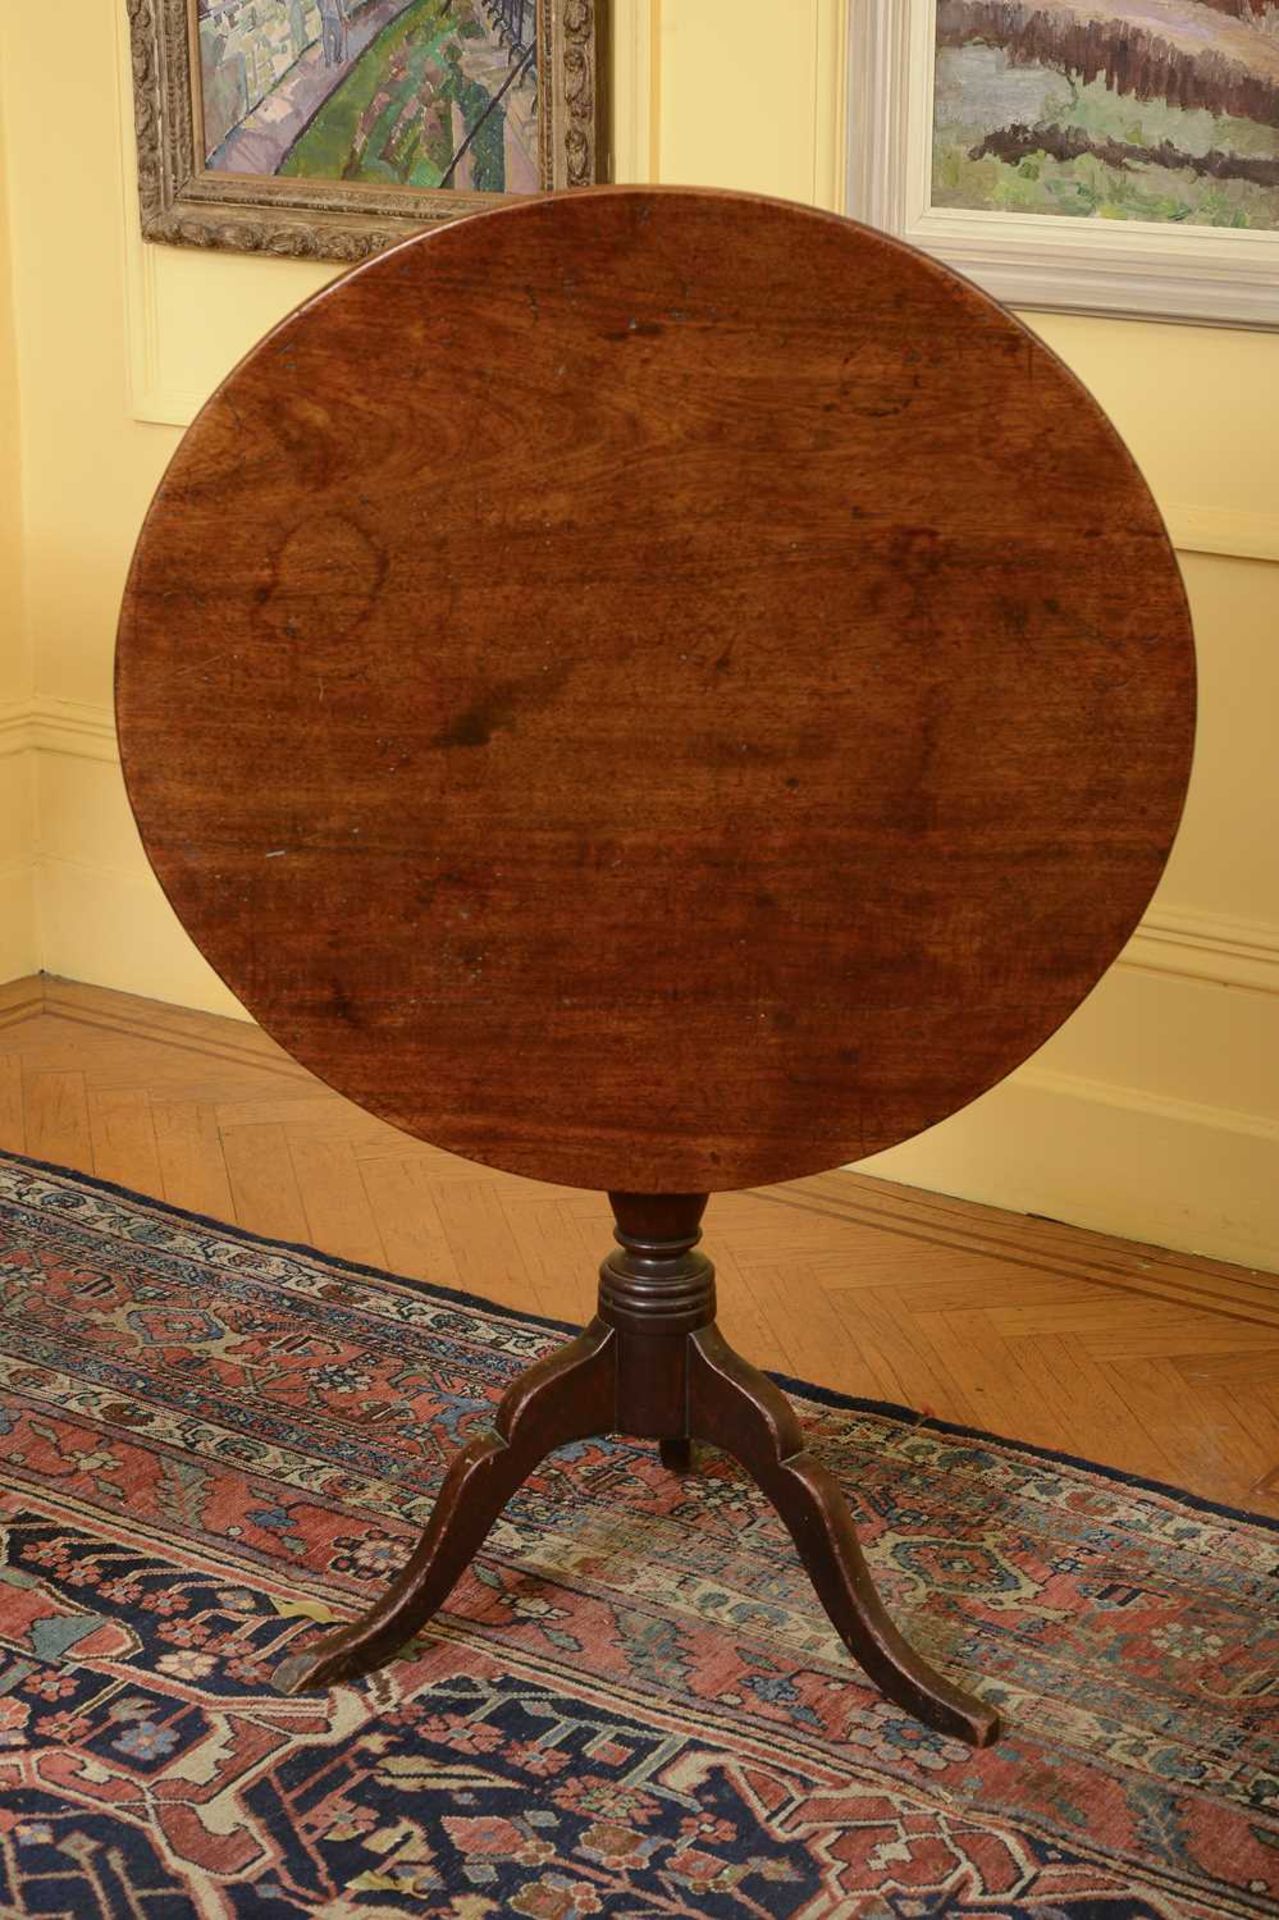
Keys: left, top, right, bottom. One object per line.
{"left": 848, "top": 0, "right": 1279, "bottom": 326}
{"left": 129, "top": 0, "right": 608, "bottom": 260}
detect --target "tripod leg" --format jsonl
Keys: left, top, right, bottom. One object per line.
{"left": 686, "top": 1326, "right": 999, "bottom": 1748}
{"left": 273, "top": 1320, "right": 617, "bottom": 1695}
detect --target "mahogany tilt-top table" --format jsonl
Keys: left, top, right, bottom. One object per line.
{"left": 116, "top": 187, "right": 1195, "bottom": 1749}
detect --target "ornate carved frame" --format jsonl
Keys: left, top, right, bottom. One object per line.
{"left": 127, "top": 0, "right": 610, "bottom": 262}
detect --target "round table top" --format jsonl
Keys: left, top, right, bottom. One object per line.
{"left": 117, "top": 187, "right": 1195, "bottom": 1194}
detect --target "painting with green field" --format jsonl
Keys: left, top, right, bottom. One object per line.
{"left": 199, "top": 0, "right": 539, "bottom": 194}
{"left": 933, "top": 0, "right": 1279, "bottom": 229}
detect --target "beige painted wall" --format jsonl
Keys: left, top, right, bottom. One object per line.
{"left": 0, "top": 65, "right": 34, "bottom": 984}
{"left": 0, "top": 1, "right": 1275, "bottom": 1266}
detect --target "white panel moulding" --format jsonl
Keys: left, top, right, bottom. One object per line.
{"left": 814, "top": 0, "right": 852, "bottom": 212}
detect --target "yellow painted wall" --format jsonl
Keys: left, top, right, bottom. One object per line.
{"left": 0, "top": 62, "right": 35, "bottom": 983}
{"left": 0, "top": 77, "right": 21, "bottom": 693}
{"left": 0, "top": 0, "right": 1275, "bottom": 1265}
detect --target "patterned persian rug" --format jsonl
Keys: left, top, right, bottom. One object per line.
{"left": 0, "top": 1153, "right": 1274, "bottom": 1919}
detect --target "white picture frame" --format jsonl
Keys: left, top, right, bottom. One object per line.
{"left": 846, "top": 0, "right": 1279, "bottom": 329}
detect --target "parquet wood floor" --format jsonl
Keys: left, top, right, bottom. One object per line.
{"left": 2, "top": 974, "right": 1275, "bottom": 1517}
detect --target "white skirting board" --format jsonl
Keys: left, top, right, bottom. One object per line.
{"left": 863, "top": 1067, "right": 1278, "bottom": 1276}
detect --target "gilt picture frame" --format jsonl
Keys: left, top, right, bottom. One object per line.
{"left": 847, "top": 0, "right": 1279, "bottom": 328}
{"left": 127, "top": 0, "right": 609, "bottom": 262}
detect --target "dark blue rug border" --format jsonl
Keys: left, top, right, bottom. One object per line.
{"left": 4, "top": 1145, "right": 1276, "bottom": 1537}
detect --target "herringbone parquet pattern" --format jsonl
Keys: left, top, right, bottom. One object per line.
{"left": 2, "top": 974, "right": 1275, "bottom": 1517}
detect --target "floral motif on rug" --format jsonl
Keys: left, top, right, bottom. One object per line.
{"left": 0, "top": 1152, "right": 1275, "bottom": 1918}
